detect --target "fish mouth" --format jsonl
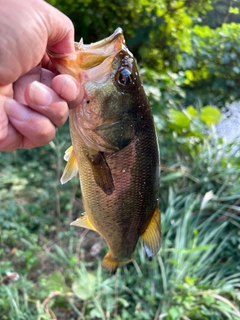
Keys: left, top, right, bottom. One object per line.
{"left": 48, "top": 27, "right": 126, "bottom": 83}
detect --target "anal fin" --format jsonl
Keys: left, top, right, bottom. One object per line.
{"left": 141, "top": 203, "right": 161, "bottom": 257}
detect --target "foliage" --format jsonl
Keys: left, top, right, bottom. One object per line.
{"left": 1, "top": 103, "right": 240, "bottom": 319}
{"left": 180, "top": 23, "right": 240, "bottom": 107}
{"left": 1, "top": 0, "right": 240, "bottom": 319}
{"left": 47, "top": 0, "right": 212, "bottom": 64}
{"left": 200, "top": 0, "right": 240, "bottom": 28}
{"left": 47, "top": 0, "right": 240, "bottom": 107}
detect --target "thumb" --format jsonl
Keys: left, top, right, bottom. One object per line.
{"left": 44, "top": 2, "right": 75, "bottom": 54}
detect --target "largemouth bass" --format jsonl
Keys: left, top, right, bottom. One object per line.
{"left": 48, "top": 28, "right": 161, "bottom": 274}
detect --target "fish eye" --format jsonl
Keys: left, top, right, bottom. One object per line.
{"left": 117, "top": 69, "right": 132, "bottom": 86}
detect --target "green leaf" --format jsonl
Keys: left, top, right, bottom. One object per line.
{"left": 203, "top": 295, "right": 215, "bottom": 306}
{"left": 229, "top": 7, "right": 239, "bottom": 14}
{"left": 185, "top": 276, "right": 196, "bottom": 286}
{"left": 200, "top": 106, "right": 221, "bottom": 125}
{"left": 169, "top": 109, "right": 191, "bottom": 128}
{"left": 169, "top": 306, "right": 184, "bottom": 319}
{"left": 161, "top": 172, "right": 184, "bottom": 182}
{"left": 186, "top": 106, "right": 198, "bottom": 117}
{"left": 117, "top": 297, "right": 130, "bottom": 307}
{"left": 44, "top": 272, "right": 70, "bottom": 293}
{"left": 72, "top": 272, "right": 96, "bottom": 300}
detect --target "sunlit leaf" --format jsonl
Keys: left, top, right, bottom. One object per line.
{"left": 169, "top": 109, "right": 191, "bottom": 128}
{"left": 229, "top": 7, "right": 239, "bottom": 14}
{"left": 200, "top": 106, "right": 221, "bottom": 125}
{"left": 186, "top": 106, "right": 198, "bottom": 117}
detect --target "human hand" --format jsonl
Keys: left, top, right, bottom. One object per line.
{"left": 0, "top": 0, "right": 83, "bottom": 151}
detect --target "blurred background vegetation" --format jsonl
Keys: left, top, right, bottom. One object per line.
{"left": 1, "top": 0, "right": 240, "bottom": 319}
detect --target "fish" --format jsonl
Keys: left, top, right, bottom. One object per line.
{"left": 48, "top": 27, "right": 161, "bottom": 274}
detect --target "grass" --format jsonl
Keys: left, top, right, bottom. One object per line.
{"left": 0, "top": 113, "right": 240, "bottom": 319}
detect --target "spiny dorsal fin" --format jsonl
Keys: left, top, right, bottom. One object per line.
{"left": 70, "top": 214, "right": 96, "bottom": 232}
{"left": 60, "top": 146, "right": 78, "bottom": 184}
{"left": 141, "top": 203, "right": 161, "bottom": 257}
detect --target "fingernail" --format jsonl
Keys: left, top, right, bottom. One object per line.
{"left": 61, "top": 76, "right": 79, "bottom": 101}
{"left": 4, "top": 99, "right": 30, "bottom": 121}
{"left": 29, "top": 81, "right": 52, "bottom": 106}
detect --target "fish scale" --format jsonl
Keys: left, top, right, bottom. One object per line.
{"left": 48, "top": 28, "right": 161, "bottom": 273}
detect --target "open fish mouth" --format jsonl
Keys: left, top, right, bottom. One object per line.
{"left": 48, "top": 27, "right": 126, "bottom": 83}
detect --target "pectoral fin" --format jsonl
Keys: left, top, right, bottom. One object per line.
{"left": 60, "top": 146, "right": 78, "bottom": 184}
{"left": 70, "top": 214, "right": 96, "bottom": 232}
{"left": 87, "top": 152, "right": 115, "bottom": 195}
{"left": 141, "top": 203, "right": 161, "bottom": 257}
{"left": 63, "top": 145, "right": 74, "bottom": 161}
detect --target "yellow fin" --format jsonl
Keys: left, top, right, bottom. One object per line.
{"left": 102, "top": 253, "right": 119, "bottom": 275}
{"left": 70, "top": 214, "right": 96, "bottom": 232}
{"left": 60, "top": 146, "right": 78, "bottom": 184}
{"left": 101, "top": 253, "right": 133, "bottom": 275}
{"left": 63, "top": 146, "right": 74, "bottom": 161}
{"left": 141, "top": 203, "right": 161, "bottom": 257}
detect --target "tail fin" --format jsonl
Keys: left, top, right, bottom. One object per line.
{"left": 141, "top": 202, "right": 161, "bottom": 257}
{"left": 101, "top": 252, "right": 133, "bottom": 275}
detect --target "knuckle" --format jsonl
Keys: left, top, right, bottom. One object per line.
{"left": 0, "top": 130, "right": 7, "bottom": 144}
{"left": 29, "top": 118, "right": 56, "bottom": 145}
{"left": 38, "top": 128, "right": 55, "bottom": 145}
{"left": 0, "top": 116, "right": 8, "bottom": 144}
{"left": 52, "top": 101, "right": 69, "bottom": 126}
{"left": 58, "top": 104, "right": 68, "bottom": 120}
